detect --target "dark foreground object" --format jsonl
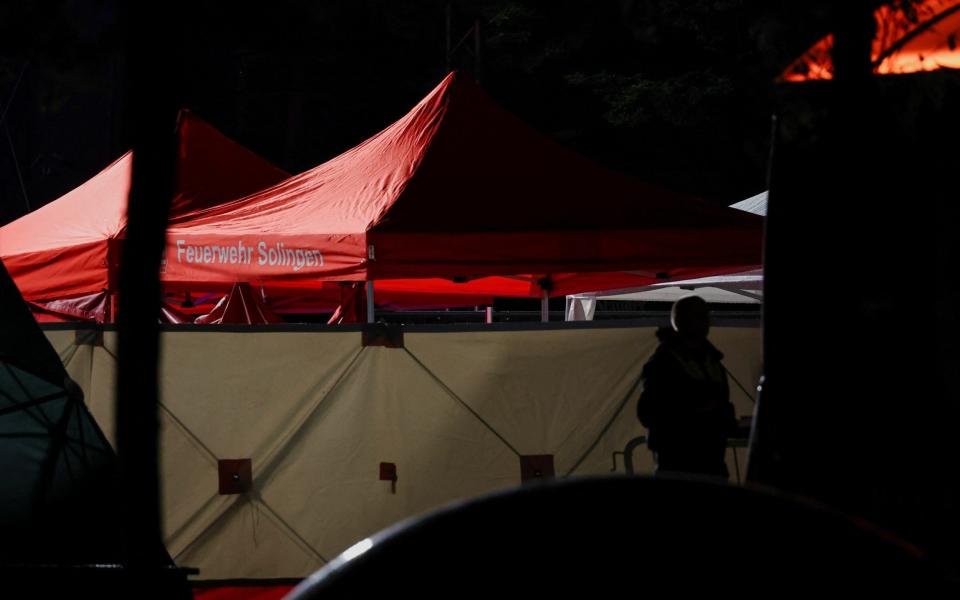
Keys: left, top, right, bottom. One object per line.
{"left": 290, "top": 476, "right": 943, "bottom": 598}
{"left": 0, "top": 564, "right": 194, "bottom": 599}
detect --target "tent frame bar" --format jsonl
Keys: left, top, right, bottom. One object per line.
{"left": 37, "top": 313, "right": 761, "bottom": 334}
{"left": 366, "top": 281, "right": 375, "bottom": 324}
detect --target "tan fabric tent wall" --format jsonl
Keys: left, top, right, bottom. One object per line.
{"left": 42, "top": 323, "right": 761, "bottom": 579}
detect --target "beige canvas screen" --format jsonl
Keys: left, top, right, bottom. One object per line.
{"left": 44, "top": 322, "right": 761, "bottom": 579}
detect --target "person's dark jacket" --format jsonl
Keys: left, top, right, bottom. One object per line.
{"left": 637, "top": 328, "right": 737, "bottom": 475}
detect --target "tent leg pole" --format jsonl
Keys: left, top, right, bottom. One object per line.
{"left": 541, "top": 290, "right": 549, "bottom": 323}
{"left": 366, "top": 281, "right": 375, "bottom": 324}
{"left": 485, "top": 306, "right": 493, "bottom": 324}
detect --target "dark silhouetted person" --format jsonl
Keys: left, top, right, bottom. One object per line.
{"left": 637, "top": 295, "right": 737, "bottom": 478}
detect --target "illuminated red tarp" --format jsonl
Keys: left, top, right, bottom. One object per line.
{"left": 28, "top": 291, "right": 108, "bottom": 322}
{"left": 782, "top": 0, "right": 960, "bottom": 81}
{"left": 0, "top": 111, "right": 290, "bottom": 320}
{"left": 191, "top": 583, "right": 296, "bottom": 600}
{"left": 159, "top": 302, "right": 194, "bottom": 325}
{"left": 163, "top": 72, "right": 762, "bottom": 297}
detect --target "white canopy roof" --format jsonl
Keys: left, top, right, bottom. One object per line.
{"left": 730, "top": 191, "right": 768, "bottom": 216}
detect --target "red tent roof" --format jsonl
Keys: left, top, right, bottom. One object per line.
{"left": 164, "top": 72, "right": 761, "bottom": 294}
{"left": 159, "top": 302, "right": 194, "bottom": 325}
{"left": 0, "top": 111, "right": 289, "bottom": 306}
{"left": 782, "top": 0, "right": 960, "bottom": 82}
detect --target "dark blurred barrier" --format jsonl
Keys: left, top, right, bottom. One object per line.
{"left": 751, "top": 67, "right": 960, "bottom": 576}
{"left": 288, "top": 476, "right": 941, "bottom": 597}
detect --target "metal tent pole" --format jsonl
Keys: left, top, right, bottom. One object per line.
{"left": 366, "top": 280, "right": 375, "bottom": 324}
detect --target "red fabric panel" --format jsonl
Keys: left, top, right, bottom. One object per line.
{"left": 161, "top": 283, "right": 493, "bottom": 314}
{"left": 377, "top": 75, "right": 750, "bottom": 233}
{"left": 172, "top": 111, "right": 290, "bottom": 217}
{"left": 160, "top": 302, "right": 194, "bottom": 324}
{"left": 371, "top": 266, "right": 758, "bottom": 299}
{"left": 1, "top": 238, "right": 111, "bottom": 302}
{"left": 367, "top": 228, "right": 760, "bottom": 280}
{"left": 329, "top": 282, "right": 366, "bottom": 324}
{"left": 192, "top": 584, "right": 295, "bottom": 600}
{"left": 194, "top": 282, "right": 284, "bottom": 324}
{"left": 0, "top": 155, "right": 131, "bottom": 252}
{"left": 29, "top": 291, "right": 109, "bottom": 322}
{"left": 161, "top": 233, "right": 368, "bottom": 285}
{"left": 374, "top": 276, "right": 537, "bottom": 298}
{"left": 0, "top": 151, "right": 127, "bottom": 302}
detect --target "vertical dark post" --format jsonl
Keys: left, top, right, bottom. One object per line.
{"left": 747, "top": 1, "right": 960, "bottom": 571}
{"left": 746, "top": 113, "right": 777, "bottom": 483}
{"left": 764, "top": 114, "right": 777, "bottom": 192}
{"left": 831, "top": 2, "right": 878, "bottom": 86}
{"left": 115, "top": 1, "right": 182, "bottom": 590}
{"left": 749, "top": 2, "right": 876, "bottom": 503}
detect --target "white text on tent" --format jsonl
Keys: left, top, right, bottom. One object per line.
{"left": 175, "top": 240, "right": 324, "bottom": 272}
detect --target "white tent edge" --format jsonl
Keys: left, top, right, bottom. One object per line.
{"left": 565, "top": 191, "right": 767, "bottom": 321}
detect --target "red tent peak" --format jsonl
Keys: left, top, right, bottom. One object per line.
{"left": 377, "top": 70, "right": 746, "bottom": 233}
{"left": 174, "top": 70, "right": 757, "bottom": 244}
{"left": 172, "top": 111, "right": 290, "bottom": 216}
{"left": 176, "top": 76, "right": 459, "bottom": 233}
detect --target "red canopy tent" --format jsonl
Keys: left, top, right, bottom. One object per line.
{"left": 0, "top": 111, "right": 291, "bottom": 322}
{"left": 163, "top": 72, "right": 762, "bottom": 314}
{"left": 781, "top": 0, "right": 960, "bottom": 82}
{"left": 4, "top": 73, "right": 761, "bottom": 323}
